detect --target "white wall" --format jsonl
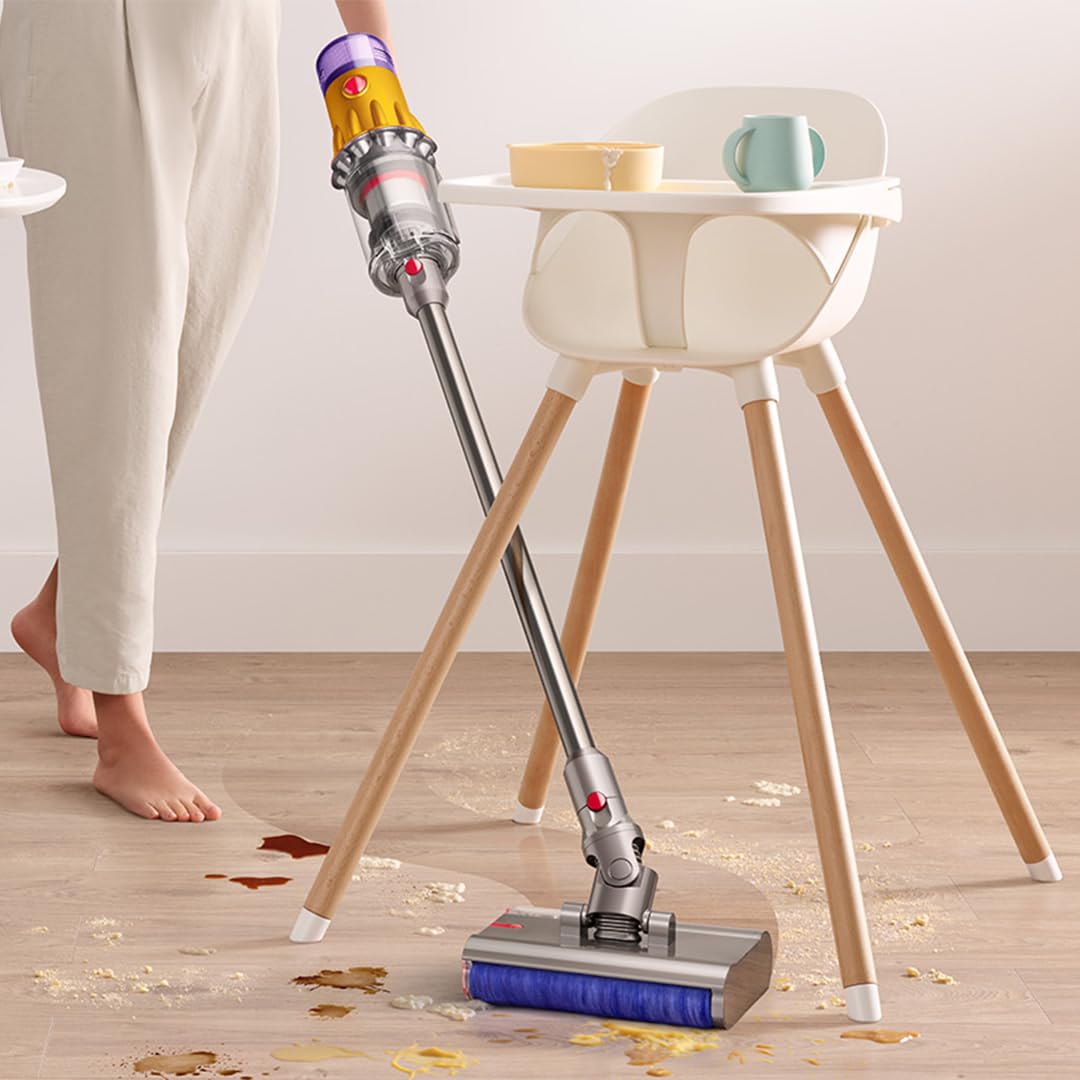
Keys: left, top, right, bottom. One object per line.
{"left": 1, "top": 0, "right": 1077, "bottom": 651}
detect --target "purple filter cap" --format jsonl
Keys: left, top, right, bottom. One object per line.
{"left": 316, "top": 33, "right": 395, "bottom": 94}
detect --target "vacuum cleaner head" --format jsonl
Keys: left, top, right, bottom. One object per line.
{"left": 463, "top": 904, "right": 772, "bottom": 1029}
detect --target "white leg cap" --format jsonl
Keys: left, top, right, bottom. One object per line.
{"left": 290, "top": 908, "right": 331, "bottom": 943}
{"left": 844, "top": 983, "right": 882, "bottom": 1023}
{"left": 512, "top": 800, "right": 544, "bottom": 825}
{"left": 1027, "top": 853, "right": 1063, "bottom": 882}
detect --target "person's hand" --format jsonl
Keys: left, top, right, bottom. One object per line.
{"left": 336, "top": 1, "right": 392, "bottom": 50}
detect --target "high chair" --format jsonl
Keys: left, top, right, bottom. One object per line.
{"left": 304, "top": 88, "right": 1060, "bottom": 1024}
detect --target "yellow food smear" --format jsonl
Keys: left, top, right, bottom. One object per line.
{"left": 270, "top": 1042, "right": 369, "bottom": 1063}
{"left": 569, "top": 1034, "right": 606, "bottom": 1047}
{"left": 803, "top": 1058, "right": 821, "bottom": 1066}
{"left": 646, "top": 1070, "right": 672, "bottom": 1078}
{"left": 568, "top": 1021, "right": 719, "bottom": 1068}
{"left": 728, "top": 1049, "right": 746, "bottom": 1063}
{"left": 390, "top": 1045, "right": 476, "bottom": 1078}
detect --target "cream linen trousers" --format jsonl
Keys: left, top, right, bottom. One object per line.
{"left": 0, "top": 0, "right": 281, "bottom": 692}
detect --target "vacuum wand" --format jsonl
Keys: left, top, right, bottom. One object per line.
{"left": 318, "top": 31, "right": 653, "bottom": 929}
{"left": 314, "top": 34, "right": 771, "bottom": 1027}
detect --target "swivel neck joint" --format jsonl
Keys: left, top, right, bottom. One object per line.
{"left": 564, "top": 748, "right": 657, "bottom": 935}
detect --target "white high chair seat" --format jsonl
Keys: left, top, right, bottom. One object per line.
{"left": 517, "top": 87, "right": 898, "bottom": 402}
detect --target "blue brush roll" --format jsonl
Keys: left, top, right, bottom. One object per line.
{"left": 466, "top": 961, "right": 715, "bottom": 1028}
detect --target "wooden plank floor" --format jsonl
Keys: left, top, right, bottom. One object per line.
{"left": 1, "top": 652, "right": 1077, "bottom": 1078}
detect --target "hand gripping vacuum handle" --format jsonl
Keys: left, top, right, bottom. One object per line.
{"left": 317, "top": 35, "right": 658, "bottom": 938}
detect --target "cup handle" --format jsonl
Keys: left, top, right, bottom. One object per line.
{"left": 723, "top": 126, "right": 752, "bottom": 188}
{"left": 809, "top": 126, "right": 826, "bottom": 177}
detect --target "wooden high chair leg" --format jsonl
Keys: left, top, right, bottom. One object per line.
{"left": 743, "top": 398, "right": 880, "bottom": 1022}
{"left": 514, "top": 376, "right": 653, "bottom": 823}
{"left": 294, "top": 389, "right": 577, "bottom": 935}
{"left": 817, "top": 383, "right": 1061, "bottom": 882}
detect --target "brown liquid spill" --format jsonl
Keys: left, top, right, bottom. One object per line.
{"left": 133, "top": 1051, "right": 217, "bottom": 1076}
{"left": 841, "top": 1029, "right": 920, "bottom": 1045}
{"left": 229, "top": 876, "right": 292, "bottom": 890}
{"left": 205, "top": 873, "right": 227, "bottom": 879}
{"left": 258, "top": 834, "right": 330, "bottom": 859}
{"left": 513, "top": 1028, "right": 537, "bottom": 1033}
{"left": 488, "top": 1038, "right": 514, "bottom": 1044}
{"left": 309, "top": 1003, "right": 355, "bottom": 1019}
{"left": 292, "top": 966, "right": 388, "bottom": 993}
{"left": 218, "top": 1071, "right": 242, "bottom": 1077}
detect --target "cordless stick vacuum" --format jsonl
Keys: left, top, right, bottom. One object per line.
{"left": 308, "top": 34, "right": 772, "bottom": 1028}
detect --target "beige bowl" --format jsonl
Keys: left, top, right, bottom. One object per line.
{"left": 509, "top": 141, "right": 663, "bottom": 192}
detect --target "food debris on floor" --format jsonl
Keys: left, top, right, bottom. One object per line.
{"left": 178, "top": 947, "right": 216, "bottom": 956}
{"left": 774, "top": 977, "right": 794, "bottom": 991}
{"left": 568, "top": 1020, "right": 719, "bottom": 1069}
{"left": 389, "top": 1045, "right": 476, "bottom": 1078}
{"left": 292, "top": 966, "right": 388, "bottom": 992}
{"left": 928, "top": 968, "right": 956, "bottom": 985}
{"left": 30, "top": 925, "right": 49, "bottom": 934}
{"left": 753, "top": 780, "right": 801, "bottom": 798}
{"left": 416, "top": 926, "right": 446, "bottom": 936}
{"left": 132, "top": 1050, "right": 217, "bottom": 1075}
{"left": 904, "top": 966, "right": 922, "bottom": 978}
{"left": 741, "top": 797, "right": 781, "bottom": 808}
{"left": 657, "top": 819, "right": 675, "bottom": 830}
{"left": 356, "top": 855, "right": 403, "bottom": 871}
{"left": 428, "top": 1002, "right": 476, "bottom": 1021}
{"left": 309, "top": 1003, "right": 355, "bottom": 1018}
{"left": 404, "top": 882, "right": 467, "bottom": 906}
{"left": 841, "top": 1028, "right": 920, "bottom": 1045}
{"left": 257, "top": 834, "right": 330, "bottom": 859}
{"left": 270, "top": 1041, "right": 369, "bottom": 1062}
{"left": 390, "top": 994, "right": 435, "bottom": 1010}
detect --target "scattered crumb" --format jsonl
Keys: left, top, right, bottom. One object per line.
{"left": 815, "top": 1001, "right": 828, "bottom": 1010}
{"left": 229, "top": 973, "right": 246, "bottom": 981}
{"left": 657, "top": 820, "right": 675, "bottom": 830}
{"left": 904, "top": 967, "right": 921, "bottom": 979}
{"left": 742, "top": 797, "right": 781, "bottom": 808}
{"left": 107, "top": 931, "right": 123, "bottom": 942}
{"left": 142, "top": 965, "right": 153, "bottom": 975}
{"left": 178, "top": 946, "right": 216, "bottom": 956}
{"left": 388, "top": 908, "right": 420, "bottom": 919}
{"left": 912, "top": 914, "right": 930, "bottom": 927}
{"left": 30, "top": 926, "right": 49, "bottom": 934}
{"left": 353, "top": 855, "right": 403, "bottom": 875}
{"left": 417, "top": 927, "right": 446, "bottom": 936}
{"left": 928, "top": 968, "right": 956, "bottom": 985}
{"left": 803, "top": 1059, "right": 821, "bottom": 1067}
{"left": 428, "top": 1002, "right": 476, "bottom": 1022}
{"left": 646, "top": 1070, "right": 672, "bottom": 1078}
{"left": 724, "top": 795, "right": 736, "bottom": 802}
{"left": 91, "top": 969, "right": 116, "bottom": 980}
{"left": 406, "top": 882, "right": 467, "bottom": 906}
{"left": 390, "top": 994, "right": 434, "bottom": 1011}
{"left": 774, "top": 978, "right": 794, "bottom": 992}
{"left": 784, "top": 879, "right": 806, "bottom": 896}
{"left": 753, "top": 780, "right": 802, "bottom": 798}
{"left": 829, "top": 995, "right": 846, "bottom": 1008}
{"left": 728, "top": 1049, "right": 746, "bottom": 1063}
{"left": 882, "top": 841, "right": 893, "bottom": 848}
{"left": 132, "top": 983, "right": 150, "bottom": 994}
{"left": 682, "top": 830, "right": 703, "bottom": 838}
{"left": 858, "top": 842, "right": 875, "bottom": 852}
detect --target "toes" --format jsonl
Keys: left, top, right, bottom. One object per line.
{"left": 194, "top": 792, "right": 222, "bottom": 821}
{"left": 139, "top": 802, "right": 160, "bottom": 820}
{"left": 181, "top": 798, "right": 205, "bottom": 824}
{"left": 155, "top": 801, "right": 178, "bottom": 822}
{"left": 168, "top": 799, "right": 191, "bottom": 823}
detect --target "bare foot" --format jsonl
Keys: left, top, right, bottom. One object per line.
{"left": 93, "top": 693, "right": 222, "bottom": 822}
{"left": 10, "top": 573, "right": 98, "bottom": 738}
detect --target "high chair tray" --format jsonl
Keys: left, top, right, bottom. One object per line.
{"left": 440, "top": 173, "right": 902, "bottom": 221}
{"left": 0, "top": 167, "right": 67, "bottom": 219}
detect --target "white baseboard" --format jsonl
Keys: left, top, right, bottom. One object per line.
{"left": 0, "top": 550, "right": 1076, "bottom": 652}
